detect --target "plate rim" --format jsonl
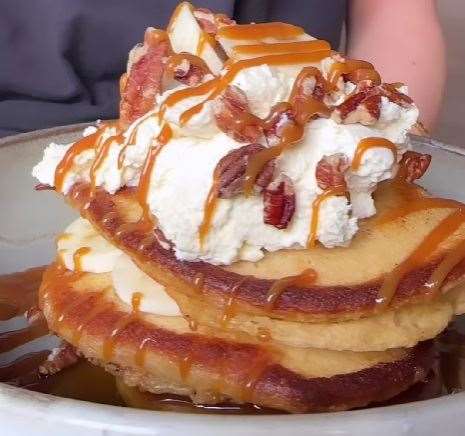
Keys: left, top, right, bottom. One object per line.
{"left": 1, "top": 125, "right": 465, "bottom": 428}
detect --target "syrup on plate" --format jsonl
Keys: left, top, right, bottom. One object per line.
{"left": 0, "top": 267, "right": 464, "bottom": 413}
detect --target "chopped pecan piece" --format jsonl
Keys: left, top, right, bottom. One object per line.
{"left": 165, "top": 53, "right": 211, "bottom": 87}
{"left": 213, "top": 85, "right": 263, "bottom": 142}
{"left": 216, "top": 144, "right": 275, "bottom": 198}
{"left": 332, "top": 82, "right": 414, "bottom": 126}
{"left": 380, "top": 84, "right": 413, "bottom": 107}
{"left": 263, "top": 174, "right": 296, "bottom": 229}
{"left": 316, "top": 154, "right": 349, "bottom": 190}
{"left": 24, "top": 306, "right": 45, "bottom": 325}
{"left": 34, "top": 183, "right": 54, "bottom": 191}
{"left": 120, "top": 29, "right": 171, "bottom": 128}
{"left": 263, "top": 103, "right": 299, "bottom": 146}
{"left": 39, "top": 342, "right": 79, "bottom": 376}
{"left": 398, "top": 151, "right": 432, "bottom": 183}
{"left": 332, "top": 87, "right": 381, "bottom": 125}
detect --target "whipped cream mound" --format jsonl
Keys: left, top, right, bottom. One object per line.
{"left": 32, "top": 3, "right": 420, "bottom": 266}
{"left": 57, "top": 218, "right": 181, "bottom": 317}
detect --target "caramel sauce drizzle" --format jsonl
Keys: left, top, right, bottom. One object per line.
{"left": 178, "top": 354, "right": 193, "bottom": 382}
{"left": 198, "top": 169, "right": 221, "bottom": 248}
{"left": 54, "top": 129, "right": 107, "bottom": 192}
{"left": 232, "top": 40, "right": 331, "bottom": 57}
{"left": 166, "top": 53, "right": 212, "bottom": 77}
{"left": 265, "top": 268, "right": 317, "bottom": 310}
{"left": 377, "top": 207, "right": 465, "bottom": 308}
{"left": 307, "top": 187, "right": 347, "bottom": 248}
{"left": 218, "top": 22, "right": 305, "bottom": 40}
{"left": 131, "top": 292, "right": 143, "bottom": 313}
{"left": 117, "top": 112, "right": 158, "bottom": 170}
{"left": 136, "top": 123, "right": 173, "bottom": 224}
{"left": 351, "top": 137, "right": 398, "bottom": 171}
{"left": 72, "top": 247, "right": 91, "bottom": 272}
{"left": 328, "top": 59, "right": 376, "bottom": 86}
{"left": 196, "top": 31, "right": 216, "bottom": 57}
{"left": 179, "top": 51, "right": 331, "bottom": 125}
{"left": 89, "top": 133, "right": 125, "bottom": 195}
{"left": 134, "top": 337, "right": 150, "bottom": 367}
{"left": 220, "top": 278, "right": 248, "bottom": 327}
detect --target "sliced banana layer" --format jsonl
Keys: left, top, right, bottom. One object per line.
{"left": 57, "top": 218, "right": 181, "bottom": 317}
{"left": 57, "top": 218, "right": 122, "bottom": 273}
{"left": 111, "top": 253, "right": 181, "bottom": 317}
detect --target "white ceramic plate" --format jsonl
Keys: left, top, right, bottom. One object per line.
{"left": 0, "top": 125, "right": 465, "bottom": 436}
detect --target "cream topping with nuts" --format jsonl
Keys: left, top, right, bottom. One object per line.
{"left": 32, "top": 2, "right": 420, "bottom": 265}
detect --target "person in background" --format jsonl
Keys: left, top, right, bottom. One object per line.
{"left": 0, "top": 0, "right": 445, "bottom": 137}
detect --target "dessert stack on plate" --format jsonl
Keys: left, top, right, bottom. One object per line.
{"left": 33, "top": 2, "right": 465, "bottom": 412}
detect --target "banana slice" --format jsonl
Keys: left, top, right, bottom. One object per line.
{"left": 57, "top": 218, "right": 122, "bottom": 273}
{"left": 111, "top": 253, "right": 181, "bottom": 316}
{"left": 217, "top": 23, "right": 314, "bottom": 58}
{"left": 167, "top": 2, "right": 224, "bottom": 74}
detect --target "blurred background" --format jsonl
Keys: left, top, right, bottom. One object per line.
{"left": 436, "top": 0, "right": 464, "bottom": 146}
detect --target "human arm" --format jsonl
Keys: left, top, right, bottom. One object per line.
{"left": 346, "top": 0, "right": 446, "bottom": 130}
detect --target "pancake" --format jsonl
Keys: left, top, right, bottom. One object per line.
{"left": 38, "top": 262, "right": 434, "bottom": 413}
{"left": 63, "top": 181, "right": 465, "bottom": 323}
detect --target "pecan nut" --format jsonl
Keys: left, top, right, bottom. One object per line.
{"left": 39, "top": 342, "right": 79, "bottom": 376}
{"left": 315, "top": 153, "right": 349, "bottom": 190}
{"left": 216, "top": 144, "right": 275, "bottom": 198}
{"left": 213, "top": 85, "right": 263, "bottom": 143}
{"left": 120, "top": 30, "right": 171, "bottom": 128}
{"left": 398, "top": 151, "right": 432, "bottom": 182}
{"left": 263, "top": 174, "right": 296, "bottom": 229}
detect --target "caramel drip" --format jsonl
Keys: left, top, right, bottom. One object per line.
{"left": 134, "top": 337, "right": 150, "bottom": 367}
{"left": 328, "top": 59, "right": 376, "bottom": 86}
{"left": 117, "top": 113, "right": 157, "bottom": 169}
{"left": 166, "top": 53, "right": 212, "bottom": 76}
{"left": 179, "top": 51, "right": 331, "bottom": 125}
{"left": 54, "top": 129, "right": 106, "bottom": 192}
{"left": 89, "top": 133, "right": 125, "bottom": 195}
{"left": 178, "top": 354, "right": 193, "bottom": 382}
{"left": 265, "top": 268, "right": 317, "bottom": 310}
{"left": 220, "top": 278, "right": 247, "bottom": 327}
{"left": 144, "top": 28, "right": 169, "bottom": 47}
{"left": 347, "top": 68, "right": 381, "bottom": 85}
{"left": 72, "top": 247, "right": 91, "bottom": 272}
{"left": 103, "top": 314, "right": 136, "bottom": 361}
{"left": 427, "top": 238, "right": 465, "bottom": 297}
{"left": 187, "top": 317, "right": 198, "bottom": 331}
{"left": 232, "top": 40, "right": 331, "bottom": 57}
{"left": 376, "top": 196, "right": 463, "bottom": 225}
{"left": 240, "top": 358, "right": 269, "bottom": 404}
{"left": 377, "top": 208, "right": 465, "bottom": 308}
{"left": 352, "top": 138, "right": 398, "bottom": 171}
{"left": 196, "top": 32, "right": 216, "bottom": 57}
{"left": 160, "top": 78, "right": 220, "bottom": 121}
{"left": 198, "top": 171, "right": 221, "bottom": 247}
{"left": 137, "top": 124, "right": 173, "bottom": 224}
{"left": 243, "top": 98, "right": 327, "bottom": 196}
{"left": 131, "top": 292, "right": 143, "bottom": 313}
{"left": 218, "top": 22, "right": 305, "bottom": 40}
{"left": 307, "top": 187, "right": 347, "bottom": 248}
{"left": 193, "top": 272, "right": 205, "bottom": 290}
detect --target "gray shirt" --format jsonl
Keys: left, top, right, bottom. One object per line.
{"left": 0, "top": 0, "right": 346, "bottom": 137}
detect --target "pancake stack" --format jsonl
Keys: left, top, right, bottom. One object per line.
{"left": 34, "top": 3, "right": 465, "bottom": 413}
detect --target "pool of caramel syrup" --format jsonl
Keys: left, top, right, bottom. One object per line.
{"left": 1, "top": 267, "right": 464, "bottom": 414}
